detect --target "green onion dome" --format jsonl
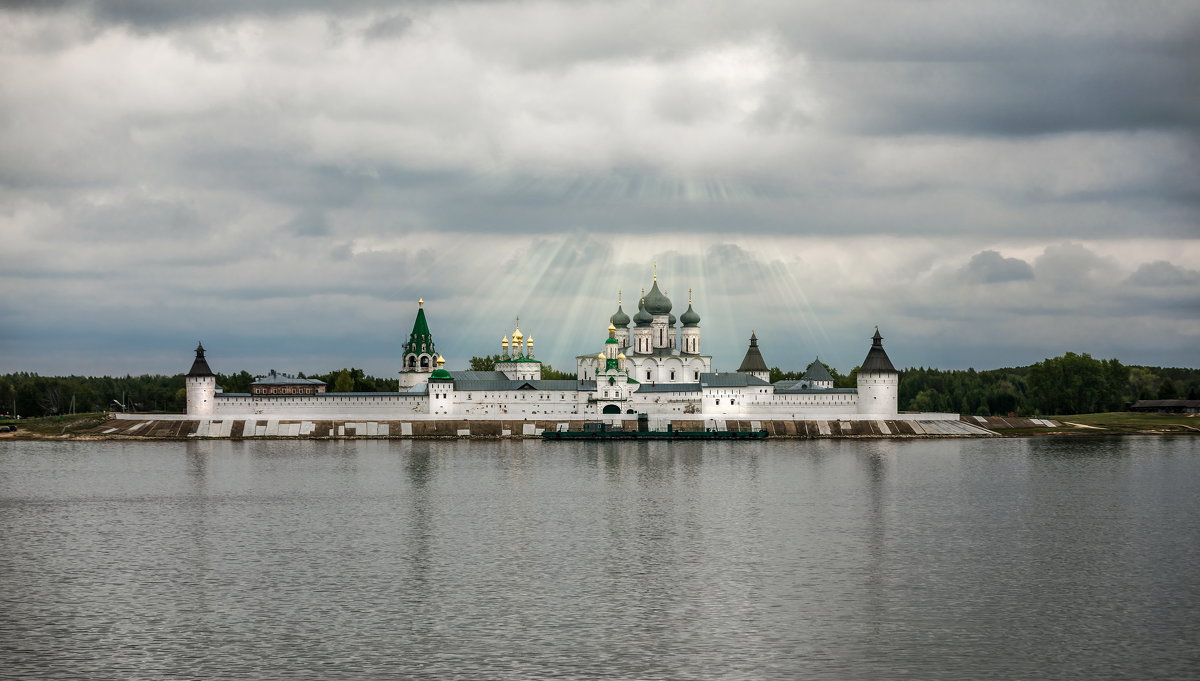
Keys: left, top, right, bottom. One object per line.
{"left": 680, "top": 303, "right": 700, "bottom": 327}
{"left": 633, "top": 298, "right": 653, "bottom": 326}
{"left": 429, "top": 368, "right": 453, "bottom": 380}
{"left": 643, "top": 280, "right": 672, "bottom": 315}
{"left": 610, "top": 305, "right": 631, "bottom": 327}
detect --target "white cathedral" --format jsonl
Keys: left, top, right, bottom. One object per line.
{"left": 185, "top": 272, "right": 901, "bottom": 420}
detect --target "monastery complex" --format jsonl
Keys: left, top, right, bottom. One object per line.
{"left": 182, "top": 272, "right": 920, "bottom": 422}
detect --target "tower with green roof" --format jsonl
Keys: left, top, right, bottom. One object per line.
{"left": 398, "top": 298, "right": 439, "bottom": 390}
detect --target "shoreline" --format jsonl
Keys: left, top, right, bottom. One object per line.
{"left": 2, "top": 414, "right": 1195, "bottom": 441}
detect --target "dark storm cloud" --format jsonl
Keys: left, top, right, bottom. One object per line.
{"left": 959, "top": 250, "right": 1033, "bottom": 284}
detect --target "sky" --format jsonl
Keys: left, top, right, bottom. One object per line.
{"left": 1, "top": 0, "right": 1197, "bottom": 379}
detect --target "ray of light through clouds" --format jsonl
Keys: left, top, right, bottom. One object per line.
{"left": 0, "top": 0, "right": 1197, "bottom": 377}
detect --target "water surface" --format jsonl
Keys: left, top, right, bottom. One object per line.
{"left": 2, "top": 437, "right": 1197, "bottom": 679}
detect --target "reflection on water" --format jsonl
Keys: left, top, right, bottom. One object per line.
{"left": 1, "top": 437, "right": 1198, "bottom": 680}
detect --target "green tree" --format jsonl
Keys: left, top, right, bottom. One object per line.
{"left": 332, "top": 369, "right": 354, "bottom": 393}
{"left": 469, "top": 355, "right": 501, "bottom": 371}
{"left": 1027, "top": 352, "right": 1122, "bottom": 415}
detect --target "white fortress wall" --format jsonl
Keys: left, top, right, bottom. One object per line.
{"left": 212, "top": 393, "right": 428, "bottom": 418}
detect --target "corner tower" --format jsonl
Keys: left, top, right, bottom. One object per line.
{"left": 736, "top": 331, "right": 771, "bottom": 382}
{"left": 185, "top": 342, "right": 217, "bottom": 416}
{"left": 856, "top": 327, "right": 899, "bottom": 415}
{"left": 399, "top": 298, "right": 438, "bottom": 390}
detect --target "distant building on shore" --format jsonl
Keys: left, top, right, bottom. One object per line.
{"left": 185, "top": 271, "right": 902, "bottom": 420}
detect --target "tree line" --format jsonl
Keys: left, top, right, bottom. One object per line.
{"left": 2, "top": 353, "right": 1197, "bottom": 418}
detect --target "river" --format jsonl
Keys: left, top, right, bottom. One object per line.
{"left": 2, "top": 437, "right": 1197, "bottom": 680}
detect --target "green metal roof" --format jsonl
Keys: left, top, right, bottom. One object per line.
{"left": 403, "top": 305, "right": 436, "bottom": 356}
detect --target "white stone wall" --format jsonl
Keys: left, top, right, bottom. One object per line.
{"left": 701, "top": 386, "right": 860, "bottom": 416}
{"left": 453, "top": 389, "right": 591, "bottom": 417}
{"left": 214, "top": 393, "right": 428, "bottom": 417}
{"left": 186, "top": 376, "right": 216, "bottom": 416}
{"left": 682, "top": 326, "right": 700, "bottom": 354}
{"left": 626, "top": 355, "right": 711, "bottom": 384}
{"left": 496, "top": 360, "right": 542, "bottom": 381}
{"left": 856, "top": 371, "right": 899, "bottom": 415}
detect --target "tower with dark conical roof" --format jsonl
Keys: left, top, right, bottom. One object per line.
{"left": 736, "top": 331, "right": 771, "bottom": 382}
{"left": 857, "top": 327, "right": 899, "bottom": 415}
{"left": 185, "top": 342, "right": 217, "bottom": 416}
{"left": 399, "top": 298, "right": 439, "bottom": 389}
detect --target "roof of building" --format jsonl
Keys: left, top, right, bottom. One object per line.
{"left": 186, "top": 342, "right": 215, "bottom": 377}
{"left": 404, "top": 301, "right": 435, "bottom": 357}
{"left": 452, "top": 379, "right": 598, "bottom": 392}
{"left": 611, "top": 304, "right": 631, "bottom": 327}
{"left": 801, "top": 359, "right": 835, "bottom": 382}
{"left": 701, "top": 372, "right": 772, "bottom": 387}
{"left": 644, "top": 279, "right": 672, "bottom": 315}
{"left": 1129, "top": 399, "right": 1200, "bottom": 408}
{"left": 860, "top": 328, "right": 897, "bottom": 373}
{"left": 736, "top": 332, "right": 770, "bottom": 373}
{"left": 680, "top": 303, "right": 700, "bottom": 327}
{"left": 218, "top": 391, "right": 414, "bottom": 398}
{"left": 450, "top": 370, "right": 508, "bottom": 380}
{"left": 633, "top": 297, "right": 653, "bottom": 326}
{"left": 773, "top": 383, "right": 858, "bottom": 395}
{"left": 251, "top": 371, "right": 326, "bottom": 386}
{"left": 635, "top": 383, "right": 703, "bottom": 393}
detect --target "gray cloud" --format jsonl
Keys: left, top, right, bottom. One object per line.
{"left": 960, "top": 250, "right": 1034, "bottom": 284}
{"left": 1, "top": 1, "right": 1198, "bottom": 375}
{"left": 1127, "top": 260, "right": 1200, "bottom": 287}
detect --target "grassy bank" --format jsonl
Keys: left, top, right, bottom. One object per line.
{"left": 1054, "top": 412, "right": 1199, "bottom": 433}
{"left": 0, "top": 412, "right": 109, "bottom": 437}
{"left": 993, "top": 412, "right": 1200, "bottom": 436}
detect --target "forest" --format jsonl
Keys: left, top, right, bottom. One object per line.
{"left": 2, "top": 353, "right": 1196, "bottom": 418}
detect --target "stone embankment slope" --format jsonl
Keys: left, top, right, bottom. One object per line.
{"left": 59, "top": 415, "right": 996, "bottom": 439}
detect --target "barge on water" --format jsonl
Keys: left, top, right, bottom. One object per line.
{"left": 542, "top": 414, "right": 768, "bottom": 441}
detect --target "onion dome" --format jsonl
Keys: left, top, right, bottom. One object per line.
{"left": 633, "top": 297, "right": 653, "bottom": 326}
{"left": 643, "top": 279, "right": 672, "bottom": 315}
{"left": 860, "top": 327, "right": 897, "bottom": 373}
{"left": 669, "top": 312, "right": 677, "bottom": 326}
{"left": 611, "top": 305, "right": 631, "bottom": 328}
{"left": 429, "top": 355, "right": 453, "bottom": 380}
{"left": 617, "top": 353, "right": 626, "bottom": 359}
{"left": 680, "top": 303, "right": 700, "bottom": 327}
